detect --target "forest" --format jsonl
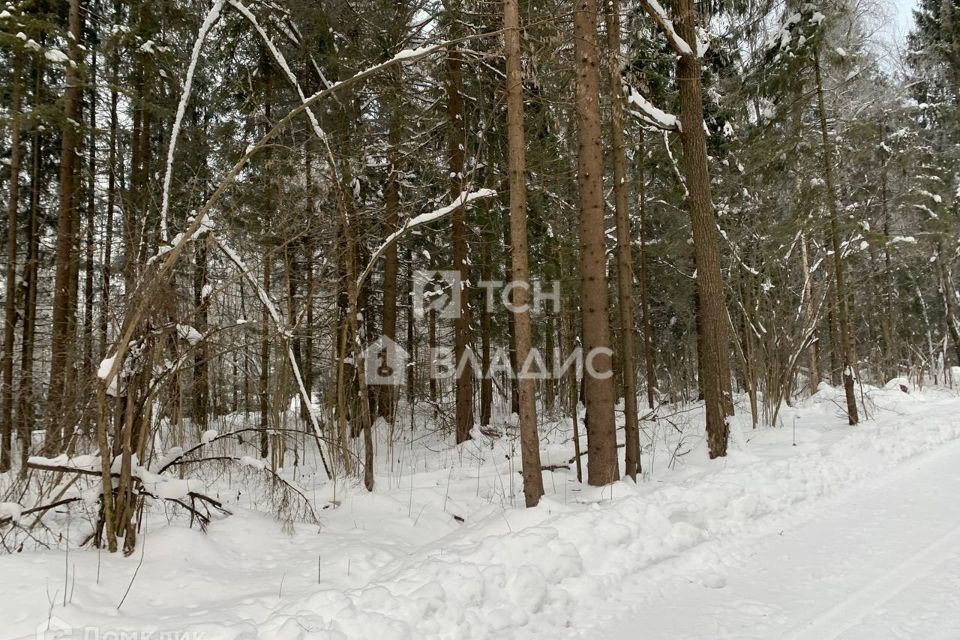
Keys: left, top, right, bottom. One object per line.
{"left": 1, "top": 0, "right": 959, "bottom": 636}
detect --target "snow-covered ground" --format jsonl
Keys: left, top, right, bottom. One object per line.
{"left": 4, "top": 381, "right": 960, "bottom": 640}
{"left": 597, "top": 434, "right": 960, "bottom": 639}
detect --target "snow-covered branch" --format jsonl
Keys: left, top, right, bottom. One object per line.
{"left": 212, "top": 233, "right": 332, "bottom": 480}
{"left": 356, "top": 189, "right": 497, "bottom": 291}
{"left": 624, "top": 84, "right": 680, "bottom": 131}
{"left": 635, "top": 0, "right": 694, "bottom": 58}
{"left": 158, "top": 0, "right": 225, "bottom": 244}
{"left": 99, "top": 31, "right": 471, "bottom": 394}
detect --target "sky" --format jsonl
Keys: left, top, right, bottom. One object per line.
{"left": 889, "top": 0, "right": 919, "bottom": 45}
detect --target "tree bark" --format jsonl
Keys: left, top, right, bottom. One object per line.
{"left": 193, "top": 241, "right": 209, "bottom": 429}
{"left": 573, "top": 0, "right": 619, "bottom": 485}
{"left": 100, "top": 31, "right": 119, "bottom": 358}
{"left": 604, "top": 0, "right": 640, "bottom": 479}
{"left": 379, "top": 68, "right": 401, "bottom": 425}
{"left": 45, "top": 0, "right": 84, "bottom": 453}
{"left": 801, "top": 233, "right": 820, "bottom": 393}
{"left": 674, "top": 0, "right": 732, "bottom": 456}
{"left": 259, "top": 261, "right": 271, "bottom": 458}
{"left": 445, "top": 4, "right": 474, "bottom": 444}
{"left": 83, "top": 46, "right": 98, "bottom": 393}
{"left": 479, "top": 221, "right": 493, "bottom": 426}
{"left": 1, "top": 50, "right": 23, "bottom": 471}
{"left": 505, "top": 0, "right": 545, "bottom": 507}
{"left": 637, "top": 132, "right": 656, "bottom": 409}
{"left": 814, "top": 48, "right": 858, "bottom": 425}
{"left": 17, "top": 54, "right": 44, "bottom": 468}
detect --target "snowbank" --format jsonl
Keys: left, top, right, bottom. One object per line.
{"left": 6, "top": 386, "right": 960, "bottom": 639}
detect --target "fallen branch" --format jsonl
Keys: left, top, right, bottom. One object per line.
{"left": 0, "top": 497, "right": 81, "bottom": 528}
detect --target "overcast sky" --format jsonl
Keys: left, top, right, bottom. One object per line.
{"left": 890, "top": 0, "right": 918, "bottom": 44}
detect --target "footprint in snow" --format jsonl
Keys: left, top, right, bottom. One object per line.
{"left": 701, "top": 574, "right": 727, "bottom": 589}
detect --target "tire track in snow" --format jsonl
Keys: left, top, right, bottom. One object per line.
{"left": 781, "top": 521, "right": 960, "bottom": 640}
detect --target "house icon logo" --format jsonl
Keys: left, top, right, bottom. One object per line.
{"left": 362, "top": 336, "right": 409, "bottom": 387}
{"left": 35, "top": 616, "right": 73, "bottom": 640}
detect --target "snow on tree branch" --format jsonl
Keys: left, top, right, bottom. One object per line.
{"left": 212, "top": 233, "right": 332, "bottom": 480}
{"left": 99, "top": 28, "right": 479, "bottom": 394}
{"left": 624, "top": 84, "right": 680, "bottom": 131}
{"left": 357, "top": 188, "right": 497, "bottom": 291}
{"left": 158, "top": 0, "right": 225, "bottom": 244}
{"left": 635, "top": 0, "right": 695, "bottom": 58}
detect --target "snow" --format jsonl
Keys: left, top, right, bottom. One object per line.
{"left": 357, "top": 189, "right": 497, "bottom": 290}
{"left": 638, "top": 0, "right": 694, "bottom": 57}
{"left": 6, "top": 387, "right": 960, "bottom": 638}
{"left": 0, "top": 502, "right": 21, "bottom": 524}
{"left": 96, "top": 355, "right": 116, "bottom": 379}
{"left": 394, "top": 46, "right": 432, "bottom": 61}
{"left": 696, "top": 27, "right": 711, "bottom": 57}
{"left": 200, "top": 429, "right": 219, "bottom": 444}
{"left": 176, "top": 324, "right": 204, "bottom": 345}
{"left": 239, "top": 455, "right": 266, "bottom": 471}
{"left": 149, "top": 211, "right": 215, "bottom": 265}
{"left": 600, "top": 435, "right": 960, "bottom": 639}
{"left": 27, "top": 453, "right": 100, "bottom": 472}
{"left": 624, "top": 84, "right": 679, "bottom": 130}
{"left": 44, "top": 49, "right": 69, "bottom": 63}
{"left": 150, "top": 478, "right": 202, "bottom": 500}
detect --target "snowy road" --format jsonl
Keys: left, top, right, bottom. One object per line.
{"left": 597, "top": 437, "right": 960, "bottom": 640}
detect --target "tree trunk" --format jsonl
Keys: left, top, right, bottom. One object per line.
{"left": 83, "top": 46, "right": 98, "bottom": 394}
{"left": 45, "top": 0, "right": 83, "bottom": 453}
{"left": 480, "top": 223, "right": 493, "bottom": 426}
{"left": 260, "top": 261, "right": 271, "bottom": 458}
{"left": 674, "top": 0, "right": 732, "bottom": 456}
{"left": 604, "top": 0, "right": 640, "bottom": 479}
{"left": 17, "top": 55, "right": 44, "bottom": 468}
{"left": 445, "top": 7, "right": 474, "bottom": 444}
{"left": 505, "top": 0, "right": 545, "bottom": 507}
{"left": 814, "top": 48, "right": 858, "bottom": 425}
{"left": 573, "top": 0, "right": 619, "bottom": 485}
{"left": 193, "top": 241, "right": 209, "bottom": 429}
{"left": 1, "top": 50, "right": 23, "bottom": 471}
{"left": 379, "top": 70, "right": 401, "bottom": 425}
{"left": 637, "top": 132, "right": 656, "bottom": 409}
{"left": 101, "top": 35, "right": 119, "bottom": 358}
